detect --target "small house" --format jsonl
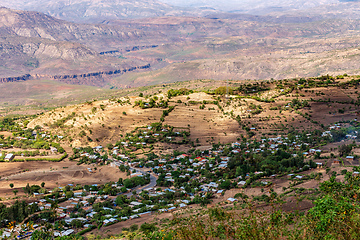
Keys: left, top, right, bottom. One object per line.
{"left": 316, "top": 162, "right": 323, "bottom": 168}
{"left": 238, "top": 181, "right": 246, "bottom": 186}
{"left": 50, "top": 147, "right": 58, "bottom": 153}
{"left": 227, "top": 198, "right": 237, "bottom": 203}
{"left": 216, "top": 190, "right": 224, "bottom": 197}
{"left": 4, "top": 154, "right": 14, "bottom": 161}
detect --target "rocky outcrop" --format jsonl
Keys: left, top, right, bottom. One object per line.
{"left": 0, "top": 74, "right": 31, "bottom": 83}
{"left": 99, "top": 45, "right": 159, "bottom": 55}
{"left": 44, "top": 64, "right": 151, "bottom": 86}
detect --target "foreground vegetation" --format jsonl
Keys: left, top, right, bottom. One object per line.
{"left": 100, "top": 171, "right": 360, "bottom": 240}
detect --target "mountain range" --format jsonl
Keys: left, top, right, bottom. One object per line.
{"left": 0, "top": 0, "right": 217, "bottom": 23}
{"left": 158, "top": 0, "right": 356, "bottom": 15}
{"left": 2, "top": 0, "right": 360, "bottom": 24}
{"left": 2, "top": 1, "right": 360, "bottom": 101}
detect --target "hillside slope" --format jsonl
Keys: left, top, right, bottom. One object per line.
{"left": 28, "top": 76, "right": 360, "bottom": 150}
{"left": 0, "top": 7, "right": 153, "bottom": 78}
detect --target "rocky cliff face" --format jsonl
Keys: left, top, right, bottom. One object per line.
{"left": 0, "top": 7, "right": 166, "bottom": 50}
{"left": 0, "top": 7, "right": 154, "bottom": 79}
{"left": 0, "top": 64, "right": 150, "bottom": 87}
{"left": 0, "top": 36, "right": 103, "bottom": 77}
{"left": 33, "top": 63, "right": 151, "bottom": 87}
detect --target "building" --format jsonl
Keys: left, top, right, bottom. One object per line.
{"left": 4, "top": 153, "right": 14, "bottom": 161}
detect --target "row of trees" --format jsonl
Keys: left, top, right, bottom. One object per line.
{"left": 0, "top": 201, "right": 39, "bottom": 227}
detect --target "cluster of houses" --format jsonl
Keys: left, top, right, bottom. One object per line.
{"left": 0, "top": 179, "right": 196, "bottom": 239}
{"left": 112, "top": 125, "right": 189, "bottom": 154}
{"left": 324, "top": 122, "right": 359, "bottom": 140}
{"left": 2, "top": 119, "right": 360, "bottom": 239}
{"left": 0, "top": 129, "right": 65, "bottom": 163}
{"left": 72, "top": 125, "right": 189, "bottom": 164}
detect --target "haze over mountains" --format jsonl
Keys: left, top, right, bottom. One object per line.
{"left": 160, "top": 0, "right": 360, "bottom": 17}
{"left": 159, "top": 0, "right": 340, "bottom": 14}
{"left": 0, "top": 0, "right": 217, "bottom": 23}
{"left": 2, "top": 0, "right": 360, "bottom": 23}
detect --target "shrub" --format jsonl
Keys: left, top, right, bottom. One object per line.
{"left": 130, "top": 224, "right": 138, "bottom": 232}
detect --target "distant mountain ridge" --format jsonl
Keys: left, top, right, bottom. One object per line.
{"left": 0, "top": 0, "right": 218, "bottom": 23}
{"left": 159, "top": 0, "right": 360, "bottom": 19}
{"left": 3, "top": 5, "right": 360, "bottom": 89}
{"left": 0, "top": 7, "right": 154, "bottom": 78}
{"left": 158, "top": 0, "right": 340, "bottom": 13}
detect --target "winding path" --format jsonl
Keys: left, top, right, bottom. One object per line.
{"left": 123, "top": 167, "right": 158, "bottom": 197}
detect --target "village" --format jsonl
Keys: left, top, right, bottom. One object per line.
{"left": 1, "top": 77, "right": 360, "bottom": 239}
{"left": 1, "top": 117, "right": 360, "bottom": 239}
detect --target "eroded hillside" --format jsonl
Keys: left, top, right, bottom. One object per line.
{"left": 28, "top": 76, "right": 360, "bottom": 155}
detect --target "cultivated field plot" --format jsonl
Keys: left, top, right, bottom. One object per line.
{"left": 0, "top": 160, "right": 127, "bottom": 200}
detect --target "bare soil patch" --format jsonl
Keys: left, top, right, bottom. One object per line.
{"left": 0, "top": 161, "right": 128, "bottom": 201}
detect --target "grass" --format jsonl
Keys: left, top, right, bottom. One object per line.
{"left": 12, "top": 153, "right": 68, "bottom": 162}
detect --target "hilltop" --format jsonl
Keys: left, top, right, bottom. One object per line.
{"left": 27, "top": 75, "right": 360, "bottom": 151}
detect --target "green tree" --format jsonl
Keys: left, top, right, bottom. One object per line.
{"left": 23, "top": 183, "right": 31, "bottom": 195}
{"left": 308, "top": 195, "right": 356, "bottom": 233}
{"left": 215, "top": 86, "right": 233, "bottom": 95}
{"left": 30, "top": 229, "right": 54, "bottom": 240}
{"left": 130, "top": 224, "right": 138, "bottom": 232}
{"left": 65, "top": 191, "right": 74, "bottom": 199}
{"left": 219, "top": 179, "right": 231, "bottom": 190}
{"left": 140, "top": 223, "right": 157, "bottom": 235}
{"left": 339, "top": 144, "right": 353, "bottom": 157}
